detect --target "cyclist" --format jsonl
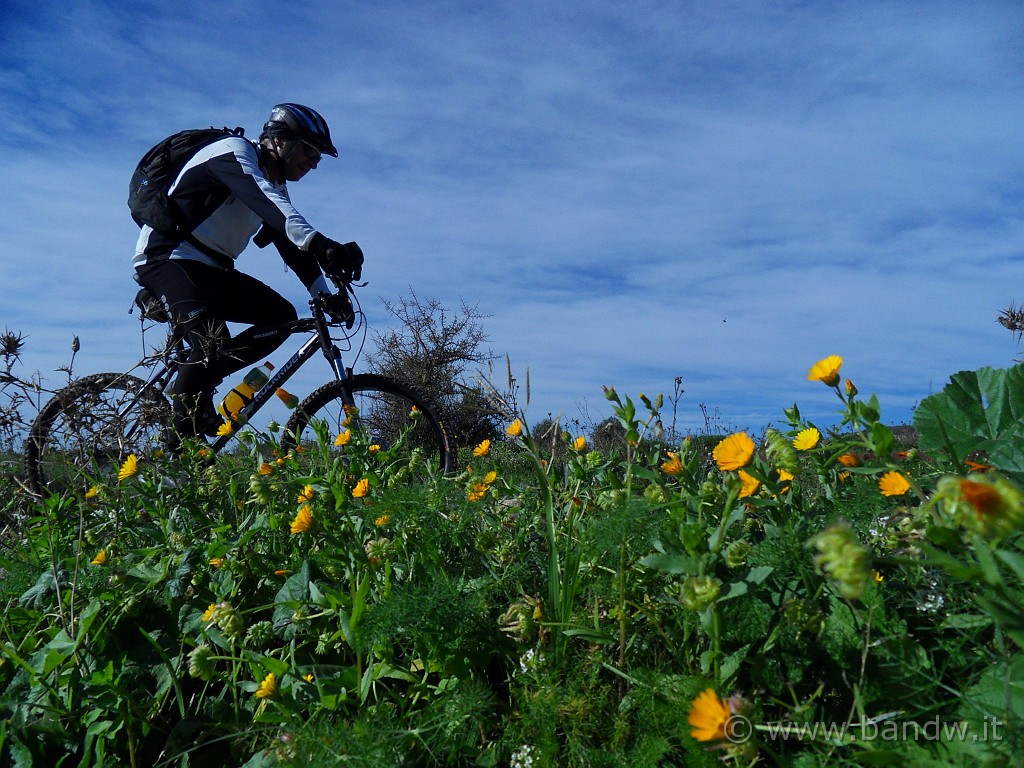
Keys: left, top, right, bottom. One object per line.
{"left": 132, "top": 103, "right": 362, "bottom": 449}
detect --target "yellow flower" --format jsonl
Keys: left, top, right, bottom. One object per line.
{"left": 117, "top": 453, "right": 139, "bottom": 481}
{"left": 713, "top": 432, "right": 755, "bottom": 471}
{"left": 90, "top": 550, "right": 108, "bottom": 566}
{"left": 845, "top": 378, "right": 858, "bottom": 397}
{"left": 572, "top": 436, "right": 586, "bottom": 452}
{"left": 334, "top": 429, "right": 351, "bottom": 446}
{"left": 274, "top": 569, "right": 292, "bottom": 577}
{"left": 807, "top": 355, "right": 843, "bottom": 387}
{"left": 661, "top": 452, "right": 683, "bottom": 476}
{"left": 201, "top": 603, "right": 216, "bottom": 622}
{"left": 793, "top": 427, "right": 820, "bottom": 451}
{"left": 290, "top": 505, "right": 314, "bottom": 534}
{"left": 878, "top": 471, "right": 911, "bottom": 497}
{"left": 303, "top": 673, "right": 314, "bottom": 683}
{"left": 473, "top": 439, "right": 491, "bottom": 457}
{"left": 374, "top": 513, "right": 390, "bottom": 527}
{"left": 483, "top": 470, "right": 498, "bottom": 485}
{"left": 369, "top": 444, "right": 381, "bottom": 453}
{"left": 297, "top": 485, "right": 315, "bottom": 503}
{"left": 254, "top": 672, "right": 277, "bottom": 699}
{"left": 209, "top": 557, "right": 225, "bottom": 569}
{"left": 506, "top": 419, "right": 523, "bottom": 437}
{"left": 777, "top": 469, "right": 795, "bottom": 482}
{"left": 872, "top": 569, "right": 884, "bottom": 584}
{"left": 258, "top": 462, "right": 273, "bottom": 475}
{"left": 216, "top": 421, "right": 234, "bottom": 437}
{"left": 468, "top": 483, "right": 488, "bottom": 502}
{"left": 837, "top": 453, "right": 861, "bottom": 467}
{"left": 738, "top": 470, "right": 760, "bottom": 498}
{"left": 687, "top": 688, "right": 732, "bottom": 742}
{"left": 85, "top": 485, "right": 99, "bottom": 499}
{"left": 353, "top": 478, "right": 370, "bottom": 498}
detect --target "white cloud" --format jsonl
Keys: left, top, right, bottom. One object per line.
{"left": 3, "top": 0, "right": 1022, "bottom": 438}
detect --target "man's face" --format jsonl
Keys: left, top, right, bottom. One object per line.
{"left": 280, "top": 139, "right": 321, "bottom": 182}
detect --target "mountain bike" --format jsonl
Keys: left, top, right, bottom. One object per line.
{"left": 24, "top": 280, "right": 453, "bottom": 495}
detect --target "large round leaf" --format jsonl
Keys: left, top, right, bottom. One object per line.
{"left": 914, "top": 364, "right": 1024, "bottom": 478}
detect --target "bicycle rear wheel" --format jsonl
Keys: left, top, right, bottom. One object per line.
{"left": 25, "top": 373, "right": 172, "bottom": 495}
{"left": 281, "top": 374, "right": 452, "bottom": 474}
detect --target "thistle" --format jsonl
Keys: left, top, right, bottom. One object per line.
{"left": 679, "top": 575, "right": 722, "bottom": 612}
{"left": 499, "top": 595, "right": 543, "bottom": 643}
{"left": 933, "top": 473, "right": 1024, "bottom": 540}
{"left": 188, "top": 644, "right": 216, "bottom": 680}
{"left": 809, "top": 522, "right": 871, "bottom": 600}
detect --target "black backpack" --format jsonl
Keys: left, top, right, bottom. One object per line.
{"left": 127, "top": 126, "right": 244, "bottom": 234}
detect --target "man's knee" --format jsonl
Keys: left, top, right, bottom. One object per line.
{"left": 271, "top": 299, "right": 299, "bottom": 325}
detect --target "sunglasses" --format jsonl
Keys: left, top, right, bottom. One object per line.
{"left": 300, "top": 141, "right": 321, "bottom": 163}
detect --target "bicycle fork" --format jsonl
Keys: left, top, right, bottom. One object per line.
{"left": 311, "top": 309, "right": 358, "bottom": 411}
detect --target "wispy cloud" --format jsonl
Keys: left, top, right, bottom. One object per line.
{"left": 3, "top": 0, "right": 1022, "bottom": 434}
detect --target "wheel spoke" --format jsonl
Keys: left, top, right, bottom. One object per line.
{"left": 282, "top": 374, "right": 451, "bottom": 473}
{"left": 26, "top": 374, "right": 171, "bottom": 495}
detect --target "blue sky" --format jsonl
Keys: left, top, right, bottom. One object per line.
{"left": 2, "top": 0, "right": 1023, "bottom": 435}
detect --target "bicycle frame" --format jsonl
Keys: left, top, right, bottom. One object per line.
{"left": 127, "top": 296, "right": 356, "bottom": 453}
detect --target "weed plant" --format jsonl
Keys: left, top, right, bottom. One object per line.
{"left": 1, "top": 357, "right": 1023, "bottom": 767}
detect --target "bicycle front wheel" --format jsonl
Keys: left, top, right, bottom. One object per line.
{"left": 25, "top": 372, "right": 172, "bottom": 495}
{"left": 281, "top": 374, "right": 453, "bottom": 474}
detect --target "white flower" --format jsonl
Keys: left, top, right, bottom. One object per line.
{"left": 510, "top": 744, "right": 537, "bottom": 768}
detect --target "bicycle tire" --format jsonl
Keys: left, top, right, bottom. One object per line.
{"left": 25, "top": 372, "right": 173, "bottom": 495}
{"left": 281, "top": 374, "right": 453, "bottom": 474}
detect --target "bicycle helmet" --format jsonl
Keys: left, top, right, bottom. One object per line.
{"left": 261, "top": 103, "right": 338, "bottom": 158}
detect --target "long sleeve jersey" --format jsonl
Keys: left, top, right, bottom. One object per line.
{"left": 132, "top": 135, "right": 325, "bottom": 292}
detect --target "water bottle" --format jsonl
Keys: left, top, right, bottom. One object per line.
{"left": 218, "top": 362, "right": 275, "bottom": 420}
{"left": 275, "top": 387, "right": 299, "bottom": 409}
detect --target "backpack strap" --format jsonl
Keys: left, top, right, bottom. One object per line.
{"left": 183, "top": 234, "right": 235, "bottom": 270}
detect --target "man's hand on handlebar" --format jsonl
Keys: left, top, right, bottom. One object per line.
{"left": 319, "top": 291, "right": 356, "bottom": 329}
{"left": 310, "top": 233, "right": 363, "bottom": 283}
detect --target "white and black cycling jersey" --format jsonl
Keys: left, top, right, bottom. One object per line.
{"left": 132, "top": 135, "right": 318, "bottom": 271}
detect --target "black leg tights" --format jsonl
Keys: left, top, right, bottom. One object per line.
{"left": 135, "top": 259, "right": 298, "bottom": 428}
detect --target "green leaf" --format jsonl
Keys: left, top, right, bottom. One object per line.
{"left": 240, "top": 750, "right": 277, "bottom": 768}
{"left": 914, "top": 364, "right": 1024, "bottom": 475}
{"left": 563, "top": 627, "right": 616, "bottom": 644}
{"left": 972, "top": 538, "right": 1004, "bottom": 587}
{"left": 4, "top": 729, "right": 35, "bottom": 768}
{"left": 273, "top": 560, "right": 311, "bottom": 640}
{"left": 720, "top": 643, "right": 750, "bottom": 685}
{"left": 18, "top": 569, "right": 63, "bottom": 609}
{"left": 870, "top": 422, "right": 895, "bottom": 460}
{"left": 308, "top": 580, "right": 326, "bottom": 607}
{"left": 745, "top": 565, "right": 774, "bottom": 585}
{"left": 638, "top": 553, "right": 699, "bottom": 574}
{"left": 75, "top": 600, "right": 103, "bottom": 644}
{"left": 939, "top": 614, "right": 993, "bottom": 631}
{"left": 718, "top": 581, "right": 748, "bottom": 602}
{"left": 127, "top": 560, "right": 167, "bottom": 586}
{"left": 995, "top": 549, "right": 1024, "bottom": 584}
